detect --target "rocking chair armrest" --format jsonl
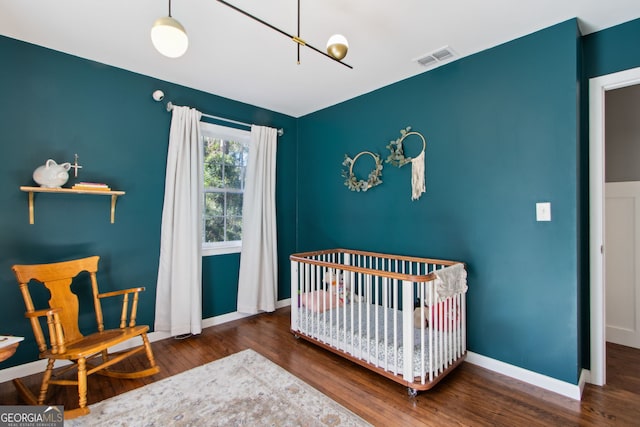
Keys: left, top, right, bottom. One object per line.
{"left": 24, "top": 308, "right": 66, "bottom": 354}
{"left": 24, "top": 307, "right": 63, "bottom": 318}
{"left": 97, "top": 287, "right": 146, "bottom": 299}
{"left": 97, "top": 287, "right": 145, "bottom": 328}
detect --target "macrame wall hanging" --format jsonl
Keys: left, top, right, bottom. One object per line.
{"left": 386, "top": 127, "right": 426, "bottom": 200}
{"left": 342, "top": 151, "right": 383, "bottom": 192}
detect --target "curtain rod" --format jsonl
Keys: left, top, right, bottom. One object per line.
{"left": 166, "top": 101, "right": 284, "bottom": 137}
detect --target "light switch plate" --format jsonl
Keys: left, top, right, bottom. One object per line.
{"left": 536, "top": 202, "right": 551, "bottom": 221}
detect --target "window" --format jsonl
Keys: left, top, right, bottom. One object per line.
{"left": 201, "top": 122, "right": 250, "bottom": 256}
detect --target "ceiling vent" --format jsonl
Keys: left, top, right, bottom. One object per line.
{"left": 414, "top": 46, "right": 456, "bottom": 68}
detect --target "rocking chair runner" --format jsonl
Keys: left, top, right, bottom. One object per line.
{"left": 11, "top": 256, "right": 159, "bottom": 419}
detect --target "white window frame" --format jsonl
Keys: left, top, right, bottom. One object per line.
{"left": 200, "top": 122, "right": 251, "bottom": 256}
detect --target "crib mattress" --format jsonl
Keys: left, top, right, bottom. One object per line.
{"left": 295, "top": 302, "right": 461, "bottom": 378}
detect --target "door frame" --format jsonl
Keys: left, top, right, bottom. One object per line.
{"left": 589, "top": 66, "right": 640, "bottom": 386}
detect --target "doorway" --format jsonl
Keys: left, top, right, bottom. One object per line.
{"left": 589, "top": 66, "right": 640, "bottom": 386}
{"left": 604, "top": 85, "right": 640, "bottom": 350}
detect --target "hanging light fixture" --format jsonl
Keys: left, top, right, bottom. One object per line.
{"left": 217, "top": 0, "right": 352, "bottom": 69}
{"left": 326, "top": 34, "right": 349, "bottom": 61}
{"left": 151, "top": 0, "right": 189, "bottom": 58}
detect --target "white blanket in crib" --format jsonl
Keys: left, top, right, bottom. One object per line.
{"left": 434, "top": 263, "right": 467, "bottom": 301}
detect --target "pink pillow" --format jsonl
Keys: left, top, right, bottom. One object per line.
{"left": 300, "top": 290, "right": 343, "bottom": 313}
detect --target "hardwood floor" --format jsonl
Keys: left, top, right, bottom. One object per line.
{"left": 1, "top": 307, "right": 639, "bottom": 426}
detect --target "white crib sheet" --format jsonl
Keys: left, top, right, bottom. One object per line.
{"left": 296, "top": 302, "right": 460, "bottom": 378}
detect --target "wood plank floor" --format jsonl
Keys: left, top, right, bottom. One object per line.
{"left": 1, "top": 306, "right": 639, "bottom": 426}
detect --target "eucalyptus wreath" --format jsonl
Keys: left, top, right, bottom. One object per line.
{"left": 341, "top": 151, "right": 383, "bottom": 192}
{"left": 385, "top": 126, "right": 414, "bottom": 167}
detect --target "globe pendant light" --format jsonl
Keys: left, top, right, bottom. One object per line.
{"left": 151, "top": 0, "right": 188, "bottom": 58}
{"left": 326, "top": 34, "right": 349, "bottom": 61}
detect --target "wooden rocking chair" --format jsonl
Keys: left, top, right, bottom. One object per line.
{"left": 11, "top": 256, "right": 159, "bottom": 419}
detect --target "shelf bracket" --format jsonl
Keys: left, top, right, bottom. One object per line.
{"left": 27, "top": 191, "right": 34, "bottom": 225}
{"left": 111, "top": 194, "right": 118, "bottom": 224}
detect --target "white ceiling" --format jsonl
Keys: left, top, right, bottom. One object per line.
{"left": 1, "top": 0, "right": 639, "bottom": 117}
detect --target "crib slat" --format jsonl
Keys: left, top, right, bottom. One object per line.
{"left": 291, "top": 261, "right": 299, "bottom": 331}
{"left": 367, "top": 274, "right": 373, "bottom": 365}
{"left": 429, "top": 279, "right": 435, "bottom": 383}
{"left": 393, "top": 277, "right": 398, "bottom": 375}
{"left": 402, "top": 279, "right": 414, "bottom": 382}
{"left": 419, "top": 282, "right": 426, "bottom": 385}
{"left": 382, "top": 276, "right": 389, "bottom": 371}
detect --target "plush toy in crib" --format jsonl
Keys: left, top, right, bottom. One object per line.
{"left": 323, "top": 270, "right": 351, "bottom": 304}
{"left": 414, "top": 299, "right": 461, "bottom": 330}
{"left": 413, "top": 304, "right": 430, "bottom": 329}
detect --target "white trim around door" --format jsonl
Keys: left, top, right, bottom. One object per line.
{"left": 589, "top": 66, "right": 640, "bottom": 386}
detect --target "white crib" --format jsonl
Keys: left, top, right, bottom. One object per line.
{"left": 290, "top": 249, "right": 467, "bottom": 395}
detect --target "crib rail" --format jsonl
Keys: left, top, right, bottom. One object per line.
{"left": 290, "top": 248, "right": 467, "bottom": 391}
{"left": 290, "top": 248, "right": 459, "bottom": 282}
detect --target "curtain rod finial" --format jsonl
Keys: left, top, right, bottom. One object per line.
{"left": 152, "top": 90, "right": 165, "bottom": 101}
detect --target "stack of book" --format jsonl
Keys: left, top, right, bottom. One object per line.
{"left": 72, "top": 182, "right": 111, "bottom": 191}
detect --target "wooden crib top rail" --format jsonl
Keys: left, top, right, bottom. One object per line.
{"left": 290, "top": 248, "right": 464, "bottom": 283}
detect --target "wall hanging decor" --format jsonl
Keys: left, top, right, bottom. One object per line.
{"left": 342, "top": 151, "right": 383, "bottom": 192}
{"left": 386, "top": 126, "right": 426, "bottom": 200}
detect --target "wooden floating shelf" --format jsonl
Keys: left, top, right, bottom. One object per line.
{"left": 20, "top": 186, "right": 126, "bottom": 224}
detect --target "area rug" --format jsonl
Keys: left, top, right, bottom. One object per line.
{"left": 67, "top": 349, "right": 371, "bottom": 426}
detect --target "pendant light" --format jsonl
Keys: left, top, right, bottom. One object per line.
{"left": 151, "top": 0, "right": 189, "bottom": 58}
{"left": 326, "top": 34, "right": 349, "bottom": 61}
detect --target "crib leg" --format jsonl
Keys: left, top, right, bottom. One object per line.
{"left": 407, "top": 387, "right": 418, "bottom": 398}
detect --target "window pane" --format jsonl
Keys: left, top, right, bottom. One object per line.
{"left": 225, "top": 166, "right": 244, "bottom": 189}
{"left": 226, "top": 193, "right": 243, "bottom": 216}
{"left": 226, "top": 215, "right": 242, "bottom": 241}
{"left": 204, "top": 217, "right": 225, "bottom": 243}
{"left": 226, "top": 140, "right": 245, "bottom": 157}
{"left": 204, "top": 193, "right": 224, "bottom": 218}
{"left": 203, "top": 161, "right": 223, "bottom": 188}
{"left": 203, "top": 138, "right": 224, "bottom": 188}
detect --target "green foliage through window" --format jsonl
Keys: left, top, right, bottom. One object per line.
{"left": 202, "top": 126, "right": 250, "bottom": 245}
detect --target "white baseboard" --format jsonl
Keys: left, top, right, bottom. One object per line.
{"left": 465, "top": 351, "right": 585, "bottom": 400}
{"left": 578, "top": 368, "right": 590, "bottom": 395}
{"left": 201, "top": 298, "right": 292, "bottom": 329}
{"left": 275, "top": 298, "right": 291, "bottom": 310}
{"left": 0, "top": 298, "right": 293, "bottom": 384}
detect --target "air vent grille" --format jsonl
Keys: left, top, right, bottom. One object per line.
{"left": 416, "top": 55, "right": 437, "bottom": 67}
{"left": 414, "top": 46, "right": 456, "bottom": 68}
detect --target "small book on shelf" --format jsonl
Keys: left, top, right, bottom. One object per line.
{"left": 72, "top": 182, "right": 111, "bottom": 191}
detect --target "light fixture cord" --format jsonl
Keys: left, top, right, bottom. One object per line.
{"left": 297, "top": 0, "right": 301, "bottom": 64}
{"left": 168, "top": 0, "right": 172, "bottom": 17}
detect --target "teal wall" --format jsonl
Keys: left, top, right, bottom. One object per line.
{"left": 298, "top": 19, "right": 581, "bottom": 383}
{"left": 0, "top": 36, "right": 297, "bottom": 368}
{"left": 583, "top": 18, "right": 640, "bottom": 79}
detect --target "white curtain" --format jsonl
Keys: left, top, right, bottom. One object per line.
{"left": 237, "top": 125, "right": 278, "bottom": 314}
{"left": 154, "top": 106, "right": 203, "bottom": 336}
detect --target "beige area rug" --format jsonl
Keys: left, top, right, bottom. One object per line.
{"left": 67, "top": 349, "right": 371, "bottom": 426}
